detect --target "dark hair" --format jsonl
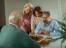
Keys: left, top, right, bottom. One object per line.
{"left": 33, "top": 6, "right": 42, "bottom": 16}
{"left": 43, "top": 11, "right": 50, "bottom": 16}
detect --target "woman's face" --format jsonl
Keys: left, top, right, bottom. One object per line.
{"left": 35, "top": 9, "right": 42, "bottom": 17}
{"left": 24, "top": 6, "right": 31, "bottom": 14}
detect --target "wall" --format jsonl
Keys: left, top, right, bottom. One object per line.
{"left": 29, "top": 0, "right": 62, "bottom": 21}
{"left": 4, "top": 0, "right": 27, "bottom": 24}
{"left": 61, "top": 0, "right": 66, "bottom": 14}
{"left": 4, "top": 0, "right": 64, "bottom": 23}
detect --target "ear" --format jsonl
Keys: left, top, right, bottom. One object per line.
{"left": 9, "top": 19, "right": 12, "bottom": 23}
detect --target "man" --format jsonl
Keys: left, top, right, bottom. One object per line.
{"left": 35, "top": 11, "right": 61, "bottom": 37}
{"left": 0, "top": 11, "right": 40, "bottom": 48}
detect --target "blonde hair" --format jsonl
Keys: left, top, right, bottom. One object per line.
{"left": 24, "top": 3, "right": 33, "bottom": 8}
{"left": 9, "top": 11, "right": 21, "bottom": 23}
{"left": 23, "top": 3, "right": 33, "bottom": 12}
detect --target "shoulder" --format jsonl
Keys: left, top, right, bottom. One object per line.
{"left": 51, "top": 20, "right": 58, "bottom": 23}
{"left": 0, "top": 25, "right": 6, "bottom": 31}
{"left": 51, "top": 20, "right": 59, "bottom": 26}
{"left": 31, "top": 15, "right": 36, "bottom": 21}
{"left": 1, "top": 24, "right": 11, "bottom": 30}
{"left": 31, "top": 15, "right": 35, "bottom": 18}
{"left": 31, "top": 15, "right": 34, "bottom": 18}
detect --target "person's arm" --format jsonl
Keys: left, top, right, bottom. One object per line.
{"left": 31, "top": 15, "right": 35, "bottom": 34}
{"left": 50, "top": 21, "right": 61, "bottom": 37}
{"left": 35, "top": 22, "right": 42, "bottom": 34}
{"left": 35, "top": 22, "right": 50, "bottom": 35}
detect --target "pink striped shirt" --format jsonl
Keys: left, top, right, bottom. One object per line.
{"left": 21, "top": 12, "right": 32, "bottom": 32}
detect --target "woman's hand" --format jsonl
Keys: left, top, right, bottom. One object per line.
{"left": 31, "top": 29, "right": 35, "bottom": 34}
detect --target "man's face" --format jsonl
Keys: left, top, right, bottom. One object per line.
{"left": 42, "top": 14, "right": 49, "bottom": 21}
{"left": 24, "top": 6, "right": 31, "bottom": 14}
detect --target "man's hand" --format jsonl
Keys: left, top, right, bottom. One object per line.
{"left": 38, "top": 29, "right": 50, "bottom": 35}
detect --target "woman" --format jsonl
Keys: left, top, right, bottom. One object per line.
{"left": 31, "top": 6, "right": 43, "bottom": 34}
{"left": 21, "top": 3, "right": 33, "bottom": 34}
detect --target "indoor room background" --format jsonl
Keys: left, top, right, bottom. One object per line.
{"left": 0, "top": 0, "right": 66, "bottom": 29}
{"left": 0, "top": 0, "right": 66, "bottom": 48}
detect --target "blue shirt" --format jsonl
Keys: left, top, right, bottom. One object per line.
{"left": 35, "top": 20, "right": 61, "bottom": 37}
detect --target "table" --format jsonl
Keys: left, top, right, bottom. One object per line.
{"left": 41, "top": 39, "right": 66, "bottom": 48}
